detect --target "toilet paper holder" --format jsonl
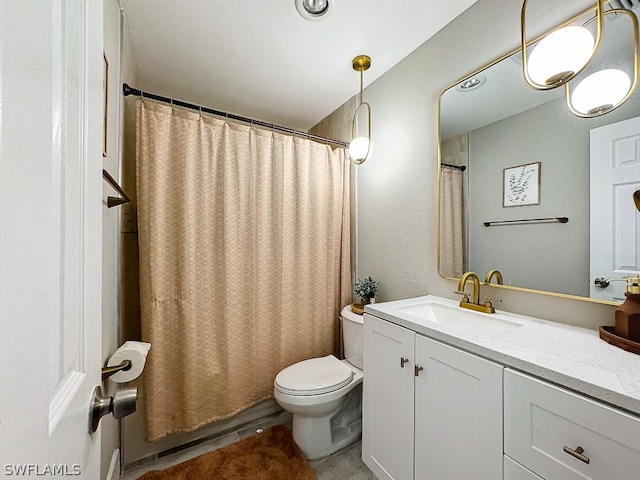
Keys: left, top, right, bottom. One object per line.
{"left": 102, "top": 359, "right": 132, "bottom": 381}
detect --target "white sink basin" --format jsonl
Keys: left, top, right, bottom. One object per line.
{"left": 399, "top": 301, "right": 522, "bottom": 338}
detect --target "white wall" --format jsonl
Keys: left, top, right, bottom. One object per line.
{"left": 101, "top": 1, "right": 122, "bottom": 478}
{"left": 102, "top": 1, "right": 139, "bottom": 478}
{"left": 318, "top": 0, "right": 615, "bottom": 329}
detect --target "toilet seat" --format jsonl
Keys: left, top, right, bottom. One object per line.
{"left": 275, "top": 355, "right": 354, "bottom": 396}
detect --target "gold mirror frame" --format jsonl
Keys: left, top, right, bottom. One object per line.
{"left": 436, "top": 2, "right": 626, "bottom": 307}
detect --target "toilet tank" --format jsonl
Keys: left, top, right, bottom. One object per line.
{"left": 341, "top": 305, "right": 364, "bottom": 369}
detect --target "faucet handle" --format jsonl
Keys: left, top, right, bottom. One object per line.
{"left": 455, "top": 291, "right": 470, "bottom": 303}
{"left": 484, "top": 296, "right": 502, "bottom": 307}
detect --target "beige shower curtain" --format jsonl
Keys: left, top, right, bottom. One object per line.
{"left": 439, "top": 167, "right": 464, "bottom": 278}
{"left": 136, "top": 100, "right": 352, "bottom": 441}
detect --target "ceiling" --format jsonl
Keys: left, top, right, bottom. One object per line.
{"left": 119, "top": 0, "right": 479, "bottom": 132}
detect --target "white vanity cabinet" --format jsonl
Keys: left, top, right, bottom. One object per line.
{"left": 363, "top": 313, "right": 503, "bottom": 480}
{"left": 363, "top": 295, "right": 640, "bottom": 480}
{"left": 504, "top": 455, "right": 543, "bottom": 480}
{"left": 362, "top": 314, "right": 415, "bottom": 480}
{"left": 504, "top": 369, "right": 640, "bottom": 480}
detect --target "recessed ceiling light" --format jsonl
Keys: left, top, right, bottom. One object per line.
{"left": 455, "top": 75, "right": 487, "bottom": 92}
{"left": 295, "top": 0, "right": 332, "bottom": 21}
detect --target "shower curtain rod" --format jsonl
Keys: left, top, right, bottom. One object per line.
{"left": 122, "top": 83, "right": 349, "bottom": 148}
{"left": 441, "top": 162, "right": 466, "bottom": 171}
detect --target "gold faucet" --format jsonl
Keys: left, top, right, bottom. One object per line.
{"left": 456, "top": 271, "right": 496, "bottom": 314}
{"left": 484, "top": 269, "right": 504, "bottom": 285}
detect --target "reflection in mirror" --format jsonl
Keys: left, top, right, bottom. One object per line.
{"left": 438, "top": 3, "right": 640, "bottom": 305}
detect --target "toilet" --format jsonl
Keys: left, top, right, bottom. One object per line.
{"left": 274, "top": 305, "right": 364, "bottom": 459}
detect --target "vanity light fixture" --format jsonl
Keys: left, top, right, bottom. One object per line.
{"left": 569, "top": 69, "right": 632, "bottom": 115}
{"left": 349, "top": 55, "right": 372, "bottom": 165}
{"left": 522, "top": 0, "right": 639, "bottom": 118}
{"left": 295, "top": 0, "right": 331, "bottom": 21}
{"left": 521, "top": 0, "right": 604, "bottom": 90}
{"left": 566, "top": 8, "right": 639, "bottom": 117}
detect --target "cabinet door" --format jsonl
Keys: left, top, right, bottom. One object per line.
{"left": 414, "top": 335, "right": 503, "bottom": 480}
{"left": 504, "top": 456, "right": 544, "bottom": 480}
{"left": 363, "top": 314, "right": 415, "bottom": 480}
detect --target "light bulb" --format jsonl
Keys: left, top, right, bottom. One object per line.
{"left": 302, "top": 0, "right": 328, "bottom": 15}
{"left": 295, "top": 0, "right": 331, "bottom": 21}
{"left": 528, "top": 26, "right": 595, "bottom": 87}
{"left": 571, "top": 69, "right": 631, "bottom": 115}
{"left": 348, "top": 136, "right": 371, "bottom": 163}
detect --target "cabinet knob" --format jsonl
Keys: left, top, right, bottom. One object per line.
{"left": 400, "top": 357, "right": 409, "bottom": 368}
{"left": 414, "top": 364, "right": 424, "bottom": 377}
{"left": 563, "top": 445, "right": 590, "bottom": 464}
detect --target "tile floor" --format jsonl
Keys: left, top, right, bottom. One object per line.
{"left": 121, "top": 410, "right": 376, "bottom": 480}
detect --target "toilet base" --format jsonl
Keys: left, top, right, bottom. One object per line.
{"left": 291, "top": 385, "right": 363, "bottom": 459}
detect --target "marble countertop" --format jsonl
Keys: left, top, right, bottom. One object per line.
{"left": 365, "top": 295, "right": 640, "bottom": 416}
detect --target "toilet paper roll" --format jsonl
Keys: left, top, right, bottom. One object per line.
{"left": 107, "top": 341, "right": 151, "bottom": 383}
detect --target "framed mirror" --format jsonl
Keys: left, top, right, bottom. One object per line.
{"left": 438, "top": 2, "right": 640, "bottom": 305}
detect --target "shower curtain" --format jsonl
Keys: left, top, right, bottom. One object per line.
{"left": 439, "top": 167, "right": 464, "bottom": 278}
{"left": 136, "top": 100, "right": 352, "bottom": 441}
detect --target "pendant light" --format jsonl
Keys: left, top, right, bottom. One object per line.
{"left": 521, "top": 0, "right": 604, "bottom": 90}
{"left": 566, "top": 7, "right": 639, "bottom": 118}
{"left": 349, "top": 55, "right": 372, "bottom": 165}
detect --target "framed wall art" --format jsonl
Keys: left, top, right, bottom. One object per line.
{"left": 503, "top": 161, "right": 540, "bottom": 207}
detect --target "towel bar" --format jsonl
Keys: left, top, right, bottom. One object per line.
{"left": 103, "top": 169, "right": 131, "bottom": 208}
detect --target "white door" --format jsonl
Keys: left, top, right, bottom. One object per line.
{"left": 362, "top": 314, "right": 415, "bottom": 480}
{"left": 590, "top": 116, "right": 640, "bottom": 301}
{"left": 414, "top": 335, "right": 503, "bottom": 480}
{"left": 0, "top": 1, "right": 103, "bottom": 477}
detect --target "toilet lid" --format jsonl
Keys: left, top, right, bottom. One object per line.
{"left": 275, "top": 355, "right": 354, "bottom": 396}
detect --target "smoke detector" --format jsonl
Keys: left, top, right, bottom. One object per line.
{"left": 295, "top": 0, "right": 333, "bottom": 21}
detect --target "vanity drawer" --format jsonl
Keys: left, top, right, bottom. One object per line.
{"left": 504, "top": 369, "right": 640, "bottom": 480}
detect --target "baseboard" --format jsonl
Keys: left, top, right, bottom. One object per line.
{"left": 122, "top": 407, "right": 290, "bottom": 472}
{"left": 123, "top": 395, "right": 282, "bottom": 466}
{"left": 107, "top": 448, "right": 120, "bottom": 480}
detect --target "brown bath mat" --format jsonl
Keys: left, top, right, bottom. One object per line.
{"left": 137, "top": 425, "right": 317, "bottom": 480}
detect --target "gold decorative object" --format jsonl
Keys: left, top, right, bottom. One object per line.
{"left": 351, "top": 303, "right": 365, "bottom": 315}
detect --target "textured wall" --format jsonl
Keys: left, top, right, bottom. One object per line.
{"left": 313, "top": 0, "right": 616, "bottom": 329}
